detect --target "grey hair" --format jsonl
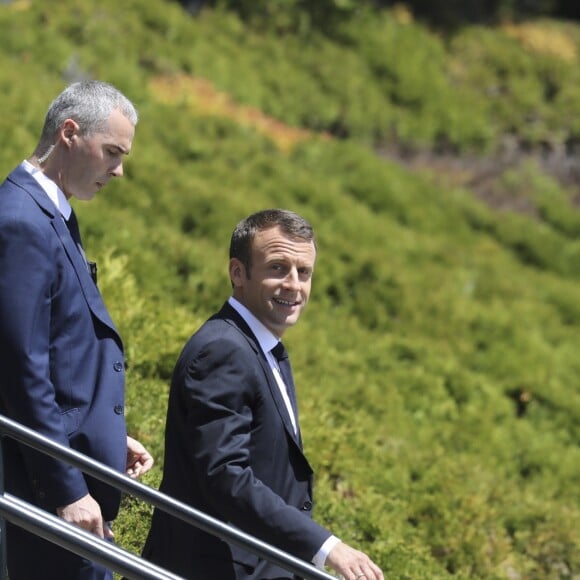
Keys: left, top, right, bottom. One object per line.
{"left": 38, "top": 80, "right": 138, "bottom": 148}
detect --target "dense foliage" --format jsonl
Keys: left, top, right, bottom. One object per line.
{"left": 0, "top": 0, "right": 578, "bottom": 577}
{"left": 178, "top": 0, "right": 580, "bottom": 32}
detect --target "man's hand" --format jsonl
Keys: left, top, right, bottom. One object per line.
{"left": 326, "top": 541, "right": 384, "bottom": 580}
{"left": 126, "top": 435, "right": 154, "bottom": 478}
{"left": 56, "top": 493, "right": 111, "bottom": 539}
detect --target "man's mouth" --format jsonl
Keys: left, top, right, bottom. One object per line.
{"left": 273, "top": 297, "right": 299, "bottom": 307}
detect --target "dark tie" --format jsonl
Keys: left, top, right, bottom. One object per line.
{"left": 66, "top": 209, "right": 84, "bottom": 251}
{"left": 66, "top": 210, "right": 97, "bottom": 284}
{"left": 271, "top": 341, "right": 299, "bottom": 426}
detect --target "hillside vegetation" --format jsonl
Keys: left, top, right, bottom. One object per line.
{"left": 0, "top": 1, "right": 579, "bottom": 578}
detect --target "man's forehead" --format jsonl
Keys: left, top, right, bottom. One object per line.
{"left": 254, "top": 233, "right": 316, "bottom": 259}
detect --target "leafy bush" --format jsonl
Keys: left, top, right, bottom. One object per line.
{"left": 0, "top": 1, "right": 578, "bottom": 577}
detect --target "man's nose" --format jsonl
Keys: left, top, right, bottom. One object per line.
{"left": 283, "top": 269, "right": 300, "bottom": 288}
{"left": 110, "top": 162, "right": 123, "bottom": 177}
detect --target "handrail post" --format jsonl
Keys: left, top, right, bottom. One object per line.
{"left": 0, "top": 438, "right": 7, "bottom": 580}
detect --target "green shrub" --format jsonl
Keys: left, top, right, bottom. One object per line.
{"left": 0, "top": 1, "right": 578, "bottom": 577}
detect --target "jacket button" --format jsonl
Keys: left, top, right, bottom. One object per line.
{"left": 302, "top": 501, "right": 312, "bottom": 511}
{"left": 113, "top": 361, "right": 124, "bottom": 372}
{"left": 114, "top": 405, "right": 124, "bottom": 415}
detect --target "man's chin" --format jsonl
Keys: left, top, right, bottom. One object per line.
{"left": 73, "top": 191, "right": 97, "bottom": 202}
{"left": 280, "top": 314, "right": 301, "bottom": 330}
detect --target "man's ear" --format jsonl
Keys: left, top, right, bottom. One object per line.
{"left": 61, "top": 119, "right": 80, "bottom": 146}
{"left": 229, "top": 258, "right": 245, "bottom": 288}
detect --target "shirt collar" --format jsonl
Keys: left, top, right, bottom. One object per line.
{"left": 21, "top": 160, "right": 72, "bottom": 220}
{"left": 228, "top": 296, "right": 279, "bottom": 355}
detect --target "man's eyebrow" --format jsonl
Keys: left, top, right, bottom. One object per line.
{"left": 107, "top": 143, "right": 130, "bottom": 155}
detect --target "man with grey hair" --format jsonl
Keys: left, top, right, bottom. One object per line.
{"left": 0, "top": 80, "right": 153, "bottom": 579}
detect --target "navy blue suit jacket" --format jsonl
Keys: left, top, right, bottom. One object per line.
{"left": 142, "top": 302, "right": 331, "bottom": 579}
{"left": 0, "top": 165, "right": 127, "bottom": 521}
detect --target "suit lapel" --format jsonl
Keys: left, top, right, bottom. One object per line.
{"left": 259, "top": 348, "right": 303, "bottom": 448}
{"left": 51, "top": 215, "right": 119, "bottom": 331}
{"left": 8, "top": 167, "right": 121, "bottom": 338}
{"left": 218, "top": 303, "right": 303, "bottom": 449}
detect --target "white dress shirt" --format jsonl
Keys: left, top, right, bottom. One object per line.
{"left": 21, "top": 160, "right": 72, "bottom": 220}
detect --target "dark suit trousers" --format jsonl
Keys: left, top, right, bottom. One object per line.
{"left": 7, "top": 522, "right": 113, "bottom": 580}
{"left": 195, "top": 554, "right": 303, "bottom": 579}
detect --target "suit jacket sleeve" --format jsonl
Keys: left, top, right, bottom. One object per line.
{"left": 179, "top": 335, "right": 331, "bottom": 561}
{"left": 0, "top": 214, "right": 89, "bottom": 507}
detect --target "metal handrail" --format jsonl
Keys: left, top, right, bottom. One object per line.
{"left": 0, "top": 414, "right": 335, "bottom": 579}
{"left": 0, "top": 493, "right": 181, "bottom": 580}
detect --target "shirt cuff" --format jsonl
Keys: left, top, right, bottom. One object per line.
{"left": 312, "top": 535, "right": 341, "bottom": 569}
